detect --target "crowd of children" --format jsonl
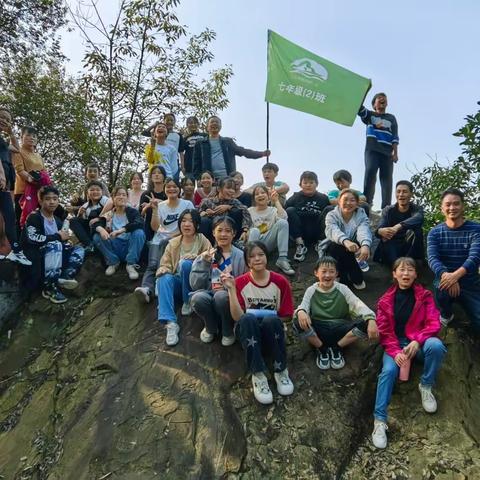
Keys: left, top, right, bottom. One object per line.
{"left": 1, "top": 96, "right": 479, "bottom": 451}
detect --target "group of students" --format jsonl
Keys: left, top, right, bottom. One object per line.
{"left": 1, "top": 98, "right": 480, "bottom": 452}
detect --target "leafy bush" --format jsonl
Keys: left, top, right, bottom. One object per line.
{"left": 411, "top": 102, "right": 480, "bottom": 230}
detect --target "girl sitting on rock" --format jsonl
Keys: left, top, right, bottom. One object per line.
{"left": 190, "top": 215, "right": 247, "bottom": 347}
{"left": 155, "top": 209, "right": 211, "bottom": 347}
{"left": 222, "top": 241, "right": 294, "bottom": 405}
{"left": 372, "top": 257, "right": 447, "bottom": 449}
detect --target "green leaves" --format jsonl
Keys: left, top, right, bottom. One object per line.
{"left": 411, "top": 103, "right": 480, "bottom": 230}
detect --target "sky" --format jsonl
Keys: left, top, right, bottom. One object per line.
{"left": 61, "top": 0, "right": 480, "bottom": 207}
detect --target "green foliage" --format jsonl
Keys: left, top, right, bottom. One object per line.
{"left": 0, "top": 58, "right": 105, "bottom": 196}
{"left": 0, "top": 0, "right": 66, "bottom": 65}
{"left": 411, "top": 103, "right": 480, "bottom": 230}
{"left": 70, "top": 0, "right": 233, "bottom": 186}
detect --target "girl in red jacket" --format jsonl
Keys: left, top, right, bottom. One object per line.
{"left": 372, "top": 257, "right": 446, "bottom": 449}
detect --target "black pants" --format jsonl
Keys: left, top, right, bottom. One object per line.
{"left": 326, "top": 242, "right": 363, "bottom": 285}
{"left": 286, "top": 207, "right": 324, "bottom": 244}
{"left": 374, "top": 228, "right": 424, "bottom": 266}
{"left": 0, "top": 191, "right": 20, "bottom": 252}
{"left": 363, "top": 150, "right": 393, "bottom": 208}
{"left": 293, "top": 317, "right": 367, "bottom": 347}
{"left": 70, "top": 217, "right": 92, "bottom": 246}
{"left": 235, "top": 314, "right": 287, "bottom": 374}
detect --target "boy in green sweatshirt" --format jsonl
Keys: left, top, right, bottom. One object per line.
{"left": 293, "top": 256, "right": 378, "bottom": 369}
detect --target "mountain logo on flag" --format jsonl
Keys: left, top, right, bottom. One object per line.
{"left": 290, "top": 58, "right": 328, "bottom": 82}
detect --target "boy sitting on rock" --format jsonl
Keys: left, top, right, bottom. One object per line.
{"left": 293, "top": 256, "right": 378, "bottom": 369}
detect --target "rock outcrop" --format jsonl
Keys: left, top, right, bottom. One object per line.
{"left": 0, "top": 254, "right": 479, "bottom": 479}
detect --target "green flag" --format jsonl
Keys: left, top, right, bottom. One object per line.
{"left": 265, "top": 30, "right": 371, "bottom": 126}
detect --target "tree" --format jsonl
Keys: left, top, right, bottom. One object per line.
{"left": 411, "top": 102, "right": 480, "bottom": 230}
{"left": 0, "top": 58, "right": 105, "bottom": 196}
{"left": 69, "top": 0, "right": 233, "bottom": 187}
{"left": 0, "top": 0, "right": 67, "bottom": 66}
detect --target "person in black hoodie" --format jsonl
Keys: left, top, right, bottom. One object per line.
{"left": 285, "top": 171, "right": 330, "bottom": 262}
{"left": 193, "top": 115, "right": 270, "bottom": 180}
{"left": 21, "top": 185, "right": 85, "bottom": 303}
{"left": 92, "top": 186, "right": 145, "bottom": 280}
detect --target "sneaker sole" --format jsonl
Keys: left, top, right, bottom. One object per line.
{"left": 58, "top": 280, "right": 78, "bottom": 290}
{"left": 331, "top": 362, "right": 345, "bottom": 370}
{"left": 134, "top": 289, "right": 150, "bottom": 304}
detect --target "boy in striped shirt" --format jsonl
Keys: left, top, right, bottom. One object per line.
{"left": 427, "top": 188, "right": 480, "bottom": 332}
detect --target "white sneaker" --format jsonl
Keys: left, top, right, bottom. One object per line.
{"left": 275, "top": 258, "right": 295, "bottom": 276}
{"left": 274, "top": 368, "right": 294, "bottom": 396}
{"left": 105, "top": 264, "right": 119, "bottom": 276}
{"left": 165, "top": 322, "right": 180, "bottom": 346}
{"left": 251, "top": 372, "right": 273, "bottom": 404}
{"left": 126, "top": 264, "right": 139, "bottom": 280}
{"left": 440, "top": 314, "right": 454, "bottom": 327}
{"left": 293, "top": 244, "right": 307, "bottom": 262}
{"left": 353, "top": 281, "right": 366, "bottom": 290}
{"left": 418, "top": 383, "right": 437, "bottom": 413}
{"left": 221, "top": 335, "right": 236, "bottom": 347}
{"left": 371, "top": 419, "right": 388, "bottom": 449}
{"left": 181, "top": 302, "right": 192, "bottom": 316}
{"left": 6, "top": 250, "right": 32, "bottom": 266}
{"left": 58, "top": 277, "right": 79, "bottom": 290}
{"left": 134, "top": 286, "right": 151, "bottom": 303}
{"left": 200, "top": 328, "right": 214, "bottom": 343}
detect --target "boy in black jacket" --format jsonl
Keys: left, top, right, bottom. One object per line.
{"left": 22, "top": 186, "right": 85, "bottom": 303}
{"left": 374, "top": 180, "right": 424, "bottom": 265}
{"left": 285, "top": 171, "right": 330, "bottom": 262}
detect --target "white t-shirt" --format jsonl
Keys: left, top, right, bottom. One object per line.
{"left": 152, "top": 199, "right": 194, "bottom": 244}
{"left": 248, "top": 206, "right": 287, "bottom": 234}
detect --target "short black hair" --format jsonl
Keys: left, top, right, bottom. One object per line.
{"left": 86, "top": 162, "right": 100, "bottom": 172}
{"left": 299, "top": 171, "right": 318, "bottom": 185}
{"left": 395, "top": 180, "right": 414, "bottom": 193}
{"left": 262, "top": 162, "right": 279, "bottom": 173}
{"left": 178, "top": 208, "right": 201, "bottom": 233}
{"left": 39, "top": 185, "right": 59, "bottom": 200}
{"left": 441, "top": 187, "right": 464, "bottom": 203}
{"left": 244, "top": 241, "right": 269, "bottom": 267}
{"left": 164, "top": 177, "right": 181, "bottom": 193}
{"left": 212, "top": 215, "right": 237, "bottom": 233}
{"left": 86, "top": 180, "right": 104, "bottom": 190}
{"left": 181, "top": 174, "right": 196, "bottom": 187}
{"left": 314, "top": 255, "right": 338, "bottom": 271}
{"left": 217, "top": 177, "right": 236, "bottom": 191}
{"left": 21, "top": 126, "right": 37, "bottom": 136}
{"left": 371, "top": 92, "right": 387, "bottom": 107}
{"left": 130, "top": 171, "right": 144, "bottom": 184}
{"left": 333, "top": 169, "right": 352, "bottom": 183}
{"left": 186, "top": 116, "right": 199, "bottom": 124}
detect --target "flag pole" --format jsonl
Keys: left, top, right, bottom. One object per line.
{"left": 266, "top": 102, "right": 270, "bottom": 163}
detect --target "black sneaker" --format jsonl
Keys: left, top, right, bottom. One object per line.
{"left": 42, "top": 285, "right": 67, "bottom": 304}
{"left": 329, "top": 346, "right": 345, "bottom": 370}
{"left": 316, "top": 348, "right": 331, "bottom": 370}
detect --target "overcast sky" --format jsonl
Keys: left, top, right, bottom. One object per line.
{"left": 62, "top": 0, "right": 480, "bottom": 207}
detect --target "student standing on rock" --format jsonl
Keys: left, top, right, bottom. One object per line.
{"left": 427, "top": 187, "right": 480, "bottom": 332}
{"left": 293, "top": 256, "right": 378, "bottom": 370}
{"left": 155, "top": 209, "right": 211, "bottom": 346}
{"left": 222, "top": 241, "right": 294, "bottom": 405}
{"left": 21, "top": 185, "right": 85, "bottom": 303}
{"left": 0, "top": 107, "right": 31, "bottom": 266}
{"left": 374, "top": 180, "right": 424, "bottom": 266}
{"left": 183, "top": 116, "right": 207, "bottom": 177}
{"left": 358, "top": 93, "right": 399, "bottom": 208}
{"left": 321, "top": 189, "right": 372, "bottom": 290}
{"left": 192, "top": 115, "right": 270, "bottom": 181}
{"left": 144, "top": 123, "right": 179, "bottom": 179}
{"left": 190, "top": 216, "right": 247, "bottom": 346}
{"left": 372, "top": 257, "right": 446, "bottom": 449}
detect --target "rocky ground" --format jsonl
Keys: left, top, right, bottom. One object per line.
{"left": 0, "top": 250, "right": 479, "bottom": 479}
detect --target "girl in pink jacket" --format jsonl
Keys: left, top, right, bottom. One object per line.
{"left": 372, "top": 257, "right": 446, "bottom": 449}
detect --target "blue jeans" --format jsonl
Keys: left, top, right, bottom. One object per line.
{"left": 93, "top": 229, "right": 145, "bottom": 266}
{"left": 374, "top": 337, "right": 446, "bottom": 422}
{"left": 433, "top": 276, "right": 480, "bottom": 333}
{"left": 155, "top": 259, "right": 193, "bottom": 323}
